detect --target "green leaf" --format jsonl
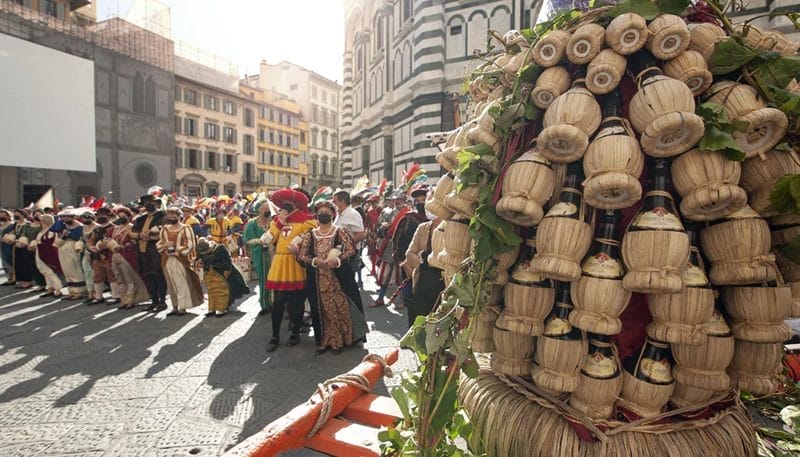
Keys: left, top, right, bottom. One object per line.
{"left": 655, "top": 0, "right": 691, "bottom": 14}
{"left": 709, "top": 38, "right": 758, "bottom": 74}
{"left": 752, "top": 56, "right": 800, "bottom": 88}
{"left": 770, "top": 174, "right": 800, "bottom": 213}
{"left": 699, "top": 125, "right": 747, "bottom": 161}
{"left": 425, "top": 318, "right": 454, "bottom": 355}
{"left": 780, "top": 405, "right": 800, "bottom": 431}
{"left": 430, "top": 368, "right": 459, "bottom": 435}
{"left": 776, "top": 142, "right": 794, "bottom": 152}
{"left": 399, "top": 324, "right": 427, "bottom": 355}
{"left": 758, "top": 426, "right": 796, "bottom": 442}
{"left": 606, "top": 0, "right": 661, "bottom": 19}
{"left": 462, "top": 356, "right": 480, "bottom": 378}
{"left": 778, "top": 236, "right": 800, "bottom": 264}
{"left": 391, "top": 389, "right": 412, "bottom": 420}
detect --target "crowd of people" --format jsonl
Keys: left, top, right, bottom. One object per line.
{"left": 0, "top": 168, "right": 445, "bottom": 355}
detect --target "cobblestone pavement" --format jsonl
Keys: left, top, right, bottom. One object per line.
{"left": 0, "top": 265, "right": 417, "bottom": 456}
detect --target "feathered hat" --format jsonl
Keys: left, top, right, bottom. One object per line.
{"left": 400, "top": 163, "right": 428, "bottom": 195}
{"left": 310, "top": 186, "right": 333, "bottom": 208}
{"left": 351, "top": 176, "right": 370, "bottom": 197}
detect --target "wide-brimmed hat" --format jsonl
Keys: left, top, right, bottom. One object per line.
{"left": 96, "top": 207, "right": 113, "bottom": 216}
{"left": 113, "top": 205, "right": 134, "bottom": 218}
{"left": 313, "top": 200, "right": 336, "bottom": 213}
{"left": 165, "top": 206, "right": 183, "bottom": 217}
{"left": 196, "top": 238, "right": 217, "bottom": 255}
{"left": 409, "top": 183, "right": 430, "bottom": 198}
{"left": 270, "top": 188, "right": 309, "bottom": 210}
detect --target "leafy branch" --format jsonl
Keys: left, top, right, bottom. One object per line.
{"left": 696, "top": 102, "right": 749, "bottom": 161}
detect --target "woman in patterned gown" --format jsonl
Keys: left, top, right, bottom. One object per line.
{"left": 157, "top": 207, "right": 203, "bottom": 316}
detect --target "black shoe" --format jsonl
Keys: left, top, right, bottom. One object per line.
{"left": 39, "top": 291, "right": 55, "bottom": 298}
{"left": 286, "top": 334, "right": 300, "bottom": 347}
{"left": 107, "top": 298, "right": 121, "bottom": 305}
{"left": 266, "top": 337, "right": 279, "bottom": 352}
{"left": 82, "top": 297, "right": 95, "bottom": 305}
{"left": 215, "top": 311, "right": 227, "bottom": 318}
{"left": 86, "top": 298, "right": 104, "bottom": 306}
{"left": 332, "top": 348, "right": 342, "bottom": 355}
{"left": 316, "top": 346, "right": 329, "bottom": 355}
{"left": 258, "top": 309, "right": 269, "bottom": 316}
{"left": 205, "top": 312, "right": 216, "bottom": 318}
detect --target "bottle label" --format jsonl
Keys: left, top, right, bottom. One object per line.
{"left": 631, "top": 207, "right": 683, "bottom": 230}
{"left": 705, "top": 310, "right": 732, "bottom": 336}
{"left": 684, "top": 263, "right": 709, "bottom": 287}
{"left": 543, "top": 314, "right": 572, "bottom": 337}
{"left": 582, "top": 251, "right": 624, "bottom": 279}
{"left": 511, "top": 261, "right": 545, "bottom": 284}
{"left": 545, "top": 202, "right": 578, "bottom": 218}
{"left": 582, "top": 351, "right": 619, "bottom": 379}
{"left": 639, "top": 357, "right": 673, "bottom": 384}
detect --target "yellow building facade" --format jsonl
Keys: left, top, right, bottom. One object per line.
{"left": 240, "top": 85, "right": 309, "bottom": 193}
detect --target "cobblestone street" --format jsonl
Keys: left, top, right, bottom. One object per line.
{"left": 0, "top": 269, "right": 415, "bottom": 456}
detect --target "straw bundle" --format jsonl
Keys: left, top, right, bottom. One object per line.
{"left": 497, "top": 281, "right": 555, "bottom": 336}
{"left": 435, "top": 124, "right": 468, "bottom": 171}
{"left": 618, "top": 370, "right": 675, "bottom": 418}
{"left": 605, "top": 13, "right": 649, "bottom": 55}
{"left": 622, "top": 230, "right": 689, "bottom": 294}
{"left": 532, "top": 335, "right": 588, "bottom": 393}
{"left": 700, "top": 207, "right": 777, "bottom": 285}
{"left": 570, "top": 276, "right": 631, "bottom": 335}
{"left": 467, "top": 103, "right": 502, "bottom": 155}
{"left": 436, "top": 218, "right": 471, "bottom": 270}
{"left": 425, "top": 173, "right": 455, "bottom": 220}
{"left": 723, "top": 286, "right": 792, "bottom": 343}
{"left": 473, "top": 306, "right": 500, "bottom": 353}
{"left": 672, "top": 334, "right": 734, "bottom": 391}
{"left": 688, "top": 22, "right": 726, "bottom": 61}
{"left": 567, "top": 23, "right": 605, "bottom": 64}
{"left": 539, "top": 84, "right": 602, "bottom": 163}
{"left": 663, "top": 51, "right": 713, "bottom": 96}
{"left": 646, "top": 14, "right": 691, "bottom": 60}
{"left": 531, "top": 66, "right": 571, "bottom": 109}
{"left": 496, "top": 149, "right": 555, "bottom": 226}
{"left": 460, "top": 370, "right": 757, "bottom": 457}
{"left": 740, "top": 150, "right": 800, "bottom": 217}
{"left": 500, "top": 50, "right": 534, "bottom": 87}
{"left": 569, "top": 371, "right": 623, "bottom": 419}
{"left": 583, "top": 119, "right": 644, "bottom": 209}
{"left": 729, "top": 340, "right": 783, "bottom": 395}
{"left": 426, "top": 221, "right": 447, "bottom": 270}
{"left": 532, "top": 217, "right": 593, "bottom": 282}
{"left": 443, "top": 177, "right": 480, "bottom": 218}
{"left": 629, "top": 74, "right": 704, "bottom": 157}
{"left": 491, "top": 325, "right": 535, "bottom": 376}
{"left": 670, "top": 383, "right": 717, "bottom": 409}
{"left": 706, "top": 81, "right": 788, "bottom": 158}
{"left": 532, "top": 29, "right": 570, "bottom": 67}
{"left": 671, "top": 148, "right": 747, "bottom": 221}
{"left": 586, "top": 49, "right": 627, "bottom": 95}
{"left": 648, "top": 287, "right": 714, "bottom": 345}
{"left": 776, "top": 254, "right": 800, "bottom": 317}
{"left": 493, "top": 245, "right": 520, "bottom": 286}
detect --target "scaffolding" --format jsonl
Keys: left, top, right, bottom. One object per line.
{"left": 0, "top": 0, "right": 174, "bottom": 72}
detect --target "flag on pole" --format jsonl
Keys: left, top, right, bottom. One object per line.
{"left": 35, "top": 187, "right": 55, "bottom": 209}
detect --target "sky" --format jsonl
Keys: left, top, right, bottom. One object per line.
{"left": 97, "top": 0, "right": 345, "bottom": 82}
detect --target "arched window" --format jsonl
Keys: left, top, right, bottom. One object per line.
{"left": 467, "top": 10, "right": 488, "bottom": 55}
{"left": 322, "top": 156, "right": 329, "bottom": 176}
{"left": 132, "top": 72, "right": 144, "bottom": 113}
{"left": 393, "top": 50, "right": 403, "bottom": 86}
{"left": 145, "top": 75, "right": 156, "bottom": 115}
{"left": 311, "top": 154, "right": 319, "bottom": 176}
{"left": 403, "top": 42, "right": 412, "bottom": 79}
{"left": 447, "top": 16, "right": 466, "bottom": 60}
{"left": 375, "top": 15, "right": 384, "bottom": 51}
{"left": 490, "top": 6, "right": 512, "bottom": 34}
{"left": 376, "top": 68, "right": 384, "bottom": 98}
{"left": 322, "top": 131, "right": 329, "bottom": 150}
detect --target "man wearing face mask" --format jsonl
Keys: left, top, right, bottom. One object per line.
{"left": 390, "top": 184, "right": 430, "bottom": 311}
{"left": 403, "top": 187, "right": 445, "bottom": 327}
{"left": 332, "top": 191, "right": 366, "bottom": 293}
{"left": 78, "top": 210, "right": 99, "bottom": 304}
{"left": 51, "top": 208, "right": 87, "bottom": 300}
{"left": 86, "top": 207, "right": 120, "bottom": 305}
{"left": 110, "top": 205, "right": 150, "bottom": 309}
{"left": 243, "top": 198, "right": 273, "bottom": 316}
{"left": 131, "top": 195, "right": 168, "bottom": 312}
{"left": 0, "top": 209, "right": 14, "bottom": 284}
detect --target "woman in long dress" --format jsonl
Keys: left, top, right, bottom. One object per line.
{"left": 243, "top": 199, "right": 272, "bottom": 315}
{"left": 109, "top": 206, "right": 150, "bottom": 309}
{"left": 33, "top": 214, "right": 63, "bottom": 297}
{"left": 11, "top": 209, "right": 39, "bottom": 289}
{"left": 53, "top": 208, "right": 87, "bottom": 300}
{"left": 157, "top": 207, "right": 203, "bottom": 316}
{"left": 196, "top": 238, "right": 249, "bottom": 317}
{"left": 296, "top": 200, "right": 360, "bottom": 354}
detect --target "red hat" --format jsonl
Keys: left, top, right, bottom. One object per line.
{"left": 270, "top": 188, "right": 309, "bottom": 211}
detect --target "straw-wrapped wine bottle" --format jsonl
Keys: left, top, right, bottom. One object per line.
{"left": 425, "top": 172, "right": 455, "bottom": 220}
{"left": 538, "top": 74, "right": 602, "bottom": 163}
{"left": 670, "top": 296, "right": 734, "bottom": 409}
{"left": 771, "top": 214, "right": 800, "bottom": 316}
{"left": 627, "top": 51, "right": 704, "bottom": 157}
{"left": 729, "top": 340, "right": 784, "bottom": 395}
{"left": 532, "top": 161, "right": 593, "bottom": 281}
{"left": 647, "top": 220, "right": 714, "bottom": 345}
{"left": 723, "top": 285, "right": 792, "bottom": 344}
{"left": 569, "top": 334, "right": 623, "bottom": 419}
{"left": 619, "top": 338, "right": 676, "bottom": 418}
{"left": 496, "top": 147, "right": 555, "bottom": 227}
{"left": 497, "top": 232, "right": 555, "bottom": 336}
{"left": 622, "top": 158, "right": 689, "bottom": 294}
{"left": 532, "top": 281, "right": 587, "bottom": 394}
{"left": 583, "top": 89, "right": 644, "bottom": 210}
{"left": 570, "top": 210, "right": 631, "bottom": 335}
{"left": 491, "top": 324, "right": 535, "bottom": 376}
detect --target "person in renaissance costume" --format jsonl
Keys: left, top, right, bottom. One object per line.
{"left": 196, "top": 238, "right": 249, "bottom": 318}
{"left": 52, "top": 208, "right": 87, "bottom": 300}
{"left": 131, "top": 195, "right": 167, "bottom": 312}
{"left": 157, "top": 207, "right": 204, "bottom": 316}
{"left": 9, "top": 209, "right": 40, "bottom": 290}
{"left": 86, "top": 207, "right": 120, "bottom": 305}
{"left": 0, "top": 209, "right": 14, "bottom": 284}
{"left": 33, "top": 214, "right": 63, "bottom": 297}
{"left": 372, "top": 193, "right": 405, "bottom": 308}
{"left": 263, "top": 188, "right": 316, "bottom": 352}
{"left": 391, "top": 184, "right": 430, "bottom": 311}
{"left": 243, "top": 198, "right": 273, "bottom": 315}
{"left": 403, "top": 199, "right": 445, "bottom": 327}
{"left": 78, "top": 210, "right": 98, "bottom": 303}
{"left": 109, "top": 206, "right": 150, "bottom": 309}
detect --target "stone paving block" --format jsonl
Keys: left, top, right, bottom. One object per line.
{"left": 0, "top": 441, "right": 54, "bottom": 457}
{"left": 0, "top": 423, "right": 73, "bottom": 445}
{"left": 39, "top": 398, "right": 152, "bottom": 424}
{"left": 150, "top": 376, "right": 205, "bottom": 408}
{"left": 181, "top": 361, "right": 214, "bottom": 377}
{"left": 184, "top": 389, "right": 280, "bottom": 428}
{"left": 143, "top": 445, "right": 221, "bottom": 457}
{"left": 45, "top": 423, "right": 124, "bottom": 454}
{"left": 155, "top": 417, "right": 227, "bottom": 448}
{"left": 0, "top": 400, "right": 50, "bottom": 425}
{"left": 123, "top": 377, "right": 176, "bottom": 399}
{"left": 101, "top": 432, "right": 163, "bottom": 457}
{"left": 125, "top": 407, "right": 183, "bottom": 433}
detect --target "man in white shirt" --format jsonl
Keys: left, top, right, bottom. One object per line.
{"left": 333, "top": 190, "right": 366, "bottom": 287}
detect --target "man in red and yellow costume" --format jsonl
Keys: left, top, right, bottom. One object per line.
{"left": 264, "top": 188, "right": 316, "bottom": 352}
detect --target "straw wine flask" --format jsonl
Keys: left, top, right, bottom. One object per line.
{"left": 531, "top": 66, "right": 570, "bottom": 109}
{"left": 740, "top": 149, "right": 800, "bottom": 218}
{"left": 583, "top": 90, "right": 644, "bottom": 210}
{"left": 532, "top": 161, "right": 593, "bottom": 282}
{"left": 646, "top": 14, "right": 690, "bottom": 60}
{"left": 586, "top": 49, "right": 627, "bottom": 95}
{"left": 772, "top": 216, "right": 800, "bottom": 316}
{"left": 619, "top": 338, "right": 675, "bottom": 418}
{"left": 723, "top": 286, "right": 792, "bottom": 343}
{"left": 425, "top": 172, "right": 455, "bottom": 220}
{"left": 671, "top": 148, "right": 747, "bottom": 222}
{"left": 490, "top": 325, "right": 535, "bottom": 376}
{"left": 496, "top": 148, "right": 556, "bottom": 227}
{"left": 472, "top": 301, "right": 501, "bottom": 353}
{"left": 497, "top": 234, "right": 556, "bottom": 337}
{"left": 647, "top": 221, "right": 714, "bottom": 345}
{"left": 628, "top": 51, "right": 704, "bottom": 157}
{"left": 492, "top": 245, "right": 520, "bottom": 287}
{"left": 688, "top": 22, "right": 726, "bottom": 62}
{"left": 622, "top": 158, "right": 689, "bottom": 294}
{"left": 706, "top": 82, "right": 788, "bottom": 159}
{"left": 570, "top": 210, "right": 632, "bottom": 335}
{"left": 605, "top": 13, "right": 649, "bottom": 55}
{"left": 531, "top": 282, "right": 588, "bottom": 394}
{"left": 426, "top": 221, "right": 447, "bottom": 271}
{"left": 663, "top": 50, "right": 713, "bottom": 96}
{"left": 729, "top": 340, "right": 784, "bottom": 395}
{"left": 435, "top": 218, "right": 471, "bottom": 271}
{"left": 671, "top": 301, "right": 734, "bottom": 393}
{"left": 539, "top": 77, "right": 602, "bottom": 163}
{"left": 569, "top": 334, "right": 623, "bottom": 419}
{"left": 532, "top": 29, "right": 570, "bottom": 67}
{"left": 443, "top": 174, "right": 480, "bottom": 218}
{"left": 566, "top": 23, "right": 605, "bottom": 65}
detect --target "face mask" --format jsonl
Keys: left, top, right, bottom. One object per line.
{"left": 280, "top": 204, "right": 294, "bottom": 213}
{"left": 167, "top": 218, "right": 179, "bottom": 224}
{"left": 425, "top": 210, "right": 436, "bottom": 221}
{"left": 317, "top": 213, "right": 333, "bottom": 225}
{"left": 145, "top": 204, "right": 156, "bottom": 213}
{"left": 115, "top": 217, "right": 128, "bottom": 225}
{"left": 14, "top": 216, "right": 22, "bottom": 221}
{"left": 96, "top": 217, "right": 109, "bottom": 224}
{"left": 415, "top": 203, "right": 426, "bottom": 214}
